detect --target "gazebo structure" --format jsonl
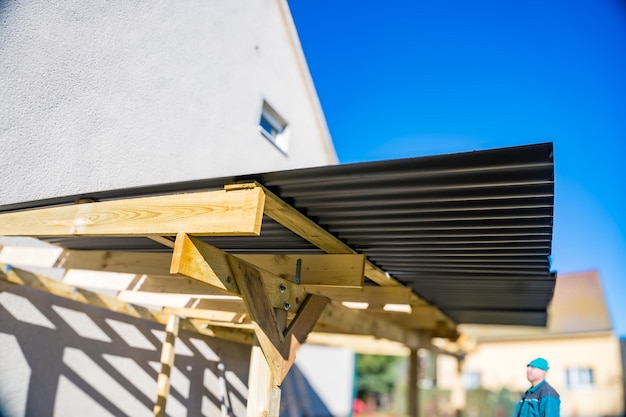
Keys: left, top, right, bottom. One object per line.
{"left": 0, "top": 142, "right": 556, "bottom": 416}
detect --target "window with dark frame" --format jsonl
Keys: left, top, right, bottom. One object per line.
{"left": 258, "top": 100, "right": 289, "bottom": 154}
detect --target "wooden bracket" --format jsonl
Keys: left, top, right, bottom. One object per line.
{"left": 171, "top": 233, "right": 329, "bottom": 384}
{"left": 228, "top": 256, "right": 328, "bottom": 385}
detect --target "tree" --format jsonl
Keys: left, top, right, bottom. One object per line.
{"left": 355, "top": 354, "right": 403, "bottom": 408}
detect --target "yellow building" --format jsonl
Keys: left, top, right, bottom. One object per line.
{"left": 456, "top": 271, "right": 624, "bottom": 417}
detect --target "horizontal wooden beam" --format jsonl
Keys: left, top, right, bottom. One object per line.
{"left": 0, "top": 187, "right": 265, "bottom": 237}
{"left": 0, "top": 264, "right": 251, "bottom": 344}
{"left": 164, "top": 305, "right": 248, "bottom": 323}
{"left": 58, "top": 249, "right": 365, "bottom": 287}
{"left": 302, "top": 286, "right": 411, "bottom": 308}
{"left": 171, "top": 233, "right": 308, "bottom": 314}
{"left": 235, "top": 253, "right": 364, "bottom": 286}
{"left": 57, "top": 250, "right": 173, "bottom": 274}
{"left": 368, "top": 306, "right": 459, "bottom": 339}
{"left": 369, "top": 306, "right": 440, "bottom": 329}
{"left": 305, "top": 333, "right": 410, "bottom": 356}
{"left": 3, "top": 243, "right": 449, "bottom": 334}
{"left": 316, "top": 300, "right": 421, "bottom": 349}
{"left": 129, "top": 275, "right": 228, "bottom": 295}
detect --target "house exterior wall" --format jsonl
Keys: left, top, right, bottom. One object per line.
{"left": 0, "top": 282, "right": 253, "bottom": 417}
{"left": 460, "top": 335, "right": 624, "bottom": 417}
{"left": 0, "top": 1, "right": 348, "bottom": 415}
{"left": 0, "top": 0, "right": 336, "bottom": 206}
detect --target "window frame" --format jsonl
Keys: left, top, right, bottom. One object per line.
{"left": 258, "top": 100, "right": 289, "bottom": 155}
{"left": 565, "top": 367, "right": 594, "bottom": 390}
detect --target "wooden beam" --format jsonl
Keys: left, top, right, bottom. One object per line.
{"left": 408, "top": 348, "right": 420, "bottom": 417}
{"left": 154, "top": 314, "right": 180, "bottom": 417}
{"left": 368, "top": 306, "right": 459, "bottom": 338}
{"left": 164, "top": 300, "right": 248, "bottom": 323}
{"left": 171, "top": 232, "right": 240, "bottom": 294}
{"left": 305, "top": 333, "right": 410, "bottom": 356}
{"left": 59, "top": 249, "right": 365, "bottom": 287}
{"left": 369, "top": 306, "right": 440, "bottom": 329}
{"left": 244, "top": 183, "right": 395, "bottom": 283}
{"left": 0, "top": 264, "right": 251, "bottom": 345}
{"left": 175, "top": 309, "right": 247, "bottom": 323}
{"left": 234, "top": 184, "right": 458, "bottom": 333}
{"left": 147, "top": 235, "right": 176, "bottom": 249}
{"left": 315, "top": 300, "right": 421, "bottom": 349}
{"left": 0, "top": 187, "right": 265, "bottom": 237}
{"left": 61, "top": 270, "right": 231, "bottom": 299}
{"left": 0, "top": 245, "right": 64, "bottom": 267}
{"left": 246, "top": 342, "right": 282, "bottom": 417}
{"left": 171, "top": 233, "right": 330, "bottom": 384}
{"left": 57, "top": 250, "right": 173, "bottom": 275}
{"left": 130, "top": 275, "right": 228, "bottom": 296}
{"left": 235, "top": 253, "right": 364, "bottom": 286}
{"left": 241, "top": 183, "right": 353, "bottom": 254}
{"left": 302, "top": 286, "right": 412, "bottom": 308}
{"left": 227, "top": 256, "right": 286, "bottom": 382}
{"left": 171, "top": 234, "right": 308, "bottom": 314}
{"left": 1, "top": 264, "right": 165, "bottom": 321}
{"left": 282, "top": 294, "right": 329, "bottom": 367}
{"left": 116, "top": 291, "right": 192, "bottom": 308}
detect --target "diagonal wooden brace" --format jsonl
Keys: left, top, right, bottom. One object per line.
{"left": 171, "top": 233, "right": 329, "bottom": 384}
{"left": 228, "top": 254, "right": 328, "bottom": 384}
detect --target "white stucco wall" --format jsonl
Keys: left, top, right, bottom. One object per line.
{"left": 0, "top": 282, "right": 253, "bottom": 417}
{"left": 0, "top": 0, "right": 336, "bottom": 206}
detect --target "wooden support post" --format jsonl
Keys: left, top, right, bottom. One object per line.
{"left": 408, "top": 348, "right": 420, "bottom": 417}
{"left": 154, "top": 314, "right": 180, "bottom": 417}
{"left": 451, "top": 355, "right": 466, "bottom": 417}
{"left": 246, "top": 339, "right": 282, "bottom": 417}
{"left": 244, "top": 293, "right": 289, "bottom": 417}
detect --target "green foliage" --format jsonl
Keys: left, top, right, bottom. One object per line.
{"left": 356, "top": 354, "right": 403, "bottom": 396}
{"left": 464, "top": 387, "right": 520, "bottom": 417}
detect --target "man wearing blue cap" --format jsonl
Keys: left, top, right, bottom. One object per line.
{"left": 513, "top": 357, "right": 560, "bottom": 417}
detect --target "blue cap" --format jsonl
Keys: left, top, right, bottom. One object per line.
{"left": 527, "top": 357, "right": 549, "bottom": 371}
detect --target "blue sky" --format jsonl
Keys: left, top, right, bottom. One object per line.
{"left": 288, "top": 0, "right": 626, "bottom": 337}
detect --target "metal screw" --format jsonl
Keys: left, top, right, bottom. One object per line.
{"left": 283, "top": 301, "right": 291, "bottom": 310}
{"left": 279, "top": 284, "right": 286, "bottom": 293}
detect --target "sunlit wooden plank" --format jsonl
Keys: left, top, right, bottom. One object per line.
{"left": 0, "top": 187, "right": 265, "bottom": 237}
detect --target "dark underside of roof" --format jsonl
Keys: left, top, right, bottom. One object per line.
{"left": 2, "top": 142, "right": 556, "bottom": 327}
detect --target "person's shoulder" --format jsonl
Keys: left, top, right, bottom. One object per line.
{"left": 539, "top": 381, "right": 560, "bottom": 399}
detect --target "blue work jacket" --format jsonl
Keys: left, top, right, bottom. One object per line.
{"left": 513, "top": 380, "right": 560, "bottom": 417}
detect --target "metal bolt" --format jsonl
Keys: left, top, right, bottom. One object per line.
{"left": 295, "top": 259, "right": 302, "bottom": 284}
{"left": 279, "top": 284, "right": 286, "bottom": 293}
{"left": 283, "top": 301, "right": 291, "bottom": 310}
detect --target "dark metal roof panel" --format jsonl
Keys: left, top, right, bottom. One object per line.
{"left": 1, "top": 142, "right": 555, "bottom": 326}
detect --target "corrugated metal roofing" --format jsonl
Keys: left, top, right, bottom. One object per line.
{"left": 1, "top": 142, "right": 556, "bottom": 326}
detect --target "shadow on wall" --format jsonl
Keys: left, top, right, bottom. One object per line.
{"left": 0, "top": 283, "right": 252, "bottom": 417}
{"left": 281, "top": 364, "right": 334, "bottom": 417}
